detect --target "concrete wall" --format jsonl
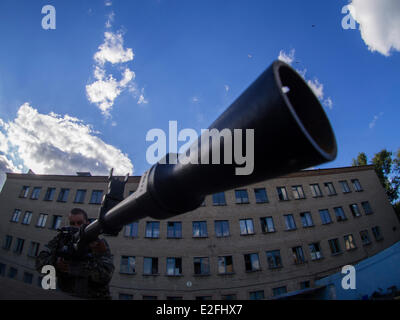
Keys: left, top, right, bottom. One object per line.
{"left": 1, "top": 166, "right": 399, "bottom": 300}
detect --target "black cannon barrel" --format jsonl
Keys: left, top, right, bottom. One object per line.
{"left": 82, "top": 60, "right": 337, "bottom": 244}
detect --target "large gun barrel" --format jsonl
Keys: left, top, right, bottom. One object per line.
{"left": 82, "top": 60, "right": 337, "bottom": 244}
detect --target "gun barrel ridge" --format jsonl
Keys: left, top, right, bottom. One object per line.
{"left": 83, "top": 60, "right": 337, "bottom": 243}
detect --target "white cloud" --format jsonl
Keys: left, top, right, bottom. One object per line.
{"left": 278, "top": 49, "right": 295, "bottom": 65}
{"left": 224, "top": 85, "right": 230, "bottom": 92}
{"left": 105, "top": 1, "right": 112, "bottom": 7}
{"left": 323, "top": 97, "right": 333, "bottom": 110}
{"left": 349, "top": 0, "right": 400, "bottom": 56}
{"left": 87, "top": 16, "right": 147, "bottom": 116}
{"left": 369, "top": 112, "right": 384, "bottom": 129}
{"left": 94, "top": 32, "right": 134, "bottom": 66}
{"left": 0, "top": 103, "right": 133, "bottom": 178}
{"left": 307, "top": 78, "right": 324, "bottom": 100}
{"left": 192, "top": 96, "right": 199, "bottom": 103}
{"left": 278, "top": 49, "right": 333, "bottom": 109}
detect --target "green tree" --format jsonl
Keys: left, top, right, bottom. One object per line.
{"left": 352, "top": 149, "right": 400, "bottom": 203}
{"left": 352, "top": 152, "right": 368, "bottom": 166}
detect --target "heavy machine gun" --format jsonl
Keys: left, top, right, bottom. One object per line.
{"left": 62, "top": 60, "right": 338, "bottom": 257}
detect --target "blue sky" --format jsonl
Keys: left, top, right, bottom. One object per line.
{"left": 0, "top": 0, "right": 399, "bottom": 186}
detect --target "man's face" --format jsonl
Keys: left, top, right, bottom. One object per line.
{"left": 69, "top": 213, "right": 87, "bottom": 228}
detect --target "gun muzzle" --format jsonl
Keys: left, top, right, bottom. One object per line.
{"left": 83, "top": 60, "right": 337, "bottom": 243}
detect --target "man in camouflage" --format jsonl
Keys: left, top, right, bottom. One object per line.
{"left": 35, "top": 208, "right": 115, "bottom": 300}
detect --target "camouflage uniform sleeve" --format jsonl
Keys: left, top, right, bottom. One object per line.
{"left": 84, "top": 238, "right": 115, "bottom": 285}
{"left": 35, "top": 234, "right": 61, "bottom": 273}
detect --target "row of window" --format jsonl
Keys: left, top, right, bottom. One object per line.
{"left": 118, "top": 283, "right": 304, "bottom": 300}
{"left": 125, "top": 201, "right": 373, "bottom": 238}
{"left": 19, "top": 186, "right": 104, "bottom": 204}
{"left": 118, "top": 227, "right": 383, "bottom": 277}
{"left": 0, "top": 262, "right": 299, "bottom": 300}
{"left": 10, "top": 210, "right": 64, "bottom": 229}
{"left": 213, "top": 179, "right": 363, "bottom": 205}
{"left": 8, "top": 200, "right": 373, "bottom": 237}
{"left": 16, "top": 179, "right": 364, "bottom": 206}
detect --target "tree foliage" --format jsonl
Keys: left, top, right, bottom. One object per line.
{"left": 352, "top": 149, "right": 400, "bottom": 203}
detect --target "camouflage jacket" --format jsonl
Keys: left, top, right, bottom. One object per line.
{"left": 35, "top": 233, "right": 115, "bottom": 300}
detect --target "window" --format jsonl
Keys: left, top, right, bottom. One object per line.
{"left": 266, "top": 250, "right": 283, "bottom": 269}
{"left": 193, "top": 221, "right": 208, "bottom": 238}
{"left": 284, "top": 214, "right": 296, "bottom": 230}
{"left": 244, "top": 253, "right": 261, "bottom": 272}
{"left": 372, "top": 226, "right": 383, "bottom": 241}
{"left": 119, "top": 294, "right": 133, "bottom": 300}
{"left": 167, "top": 222, "right": 182, "bottom": 238}
{"left": 221, "top": 294, "right": 237, "bottom": 300}
{"left": 361, "top": 201, "right": 373, "bottom": 215}
{"left": 8, "top": 267, "right": 18, "bottom": 279}
{"left": 277, "top": 187, "right": 289, "bottom": 201}
{"left": 196, "top": 296, "right": 212, "bottom": 300}
{"left": 124, "top": 222, "right": 139, "bottom": 238}
{"left": 292, "top": 185, "right": 306, "bottom": 199}
{"left": 334, "top": 207, "right": 347, "bottom": 221}
{"left": 310, "top": 184, "right": 323, "bottom": 197}
{"left": 28, "top": 242, "right": 40, "bottom": 257}
{"left": 3, "top": 235, "right": 12, "bottom": 251}
{"left": 235, "top": 189, "right": 249, "bottom": 204}
{"left": 300, "top": 212, "right": 314, "bottom": 227}
{"left": 0, "top": 263, "right": 5, "bottom": 277}
{"left": 254, "top": 188, "right": 268, "bottom": 203}
{"left": 166, "top": 296, "right": 183, "bottom": 300}
{"left": 143, "top": 257, "right": 158, "bottom": 275}
{"left": 19, "top": 186, "right": 30, "bottom": 198}
{"left": 324, "top": 182, "right": 337, "bottom": 196}
{"left": 212, "top": 192, "right": 226, "bottom": 206}
{"left": 14, "top": 238, "right": 25, "bottom": 254}
{"left": 57, "top": 188, "right": 70, "bottom": 202}
{"left": 36, "top": 214, "right": 48, "bottom": 228}
{"left": 10, "top": 209, "right": 22, "bottom": 223}
{"left": 74, "top": 189, "right": 87, "bottom": 203}
{"left": 344, "top": 234, "right": 357, "bottom": 250}
{"left": 30, "top": 187, "right": 42, "bottom": 200}
{"left": 194, "top": 257, "right": 210, "bottom": 275}
{"left": 23, "top": 272, "right": 33, "bottom": 284}
{"left": 22, "top": 211, "right": 33, "bottom": 225}
{"left": 339, "top": 180, "right": 351, "bottom": 193}
{"left": 239, "top": 219, "right": 255, "bottom": 235}
{"left": 89, "top": 190, "right": 103, "bottom": 204}
{"left": 43, "top": 188, "right": 56, "bottom": 201}
{"left": 352, "top": 179, "right": 363, "bottom": 192}
{"left": 51, "top": 215, "right": 62, "bottom": 230}
{"left": 143, "top": 296, "right": 158, "bottom": 300}
{"left": 360, "top": 230, "right": 372, "bottom": 245}
{"left": 120, "top": 256, "right": 136, "bottom": 274}
{"left": 218, "top": 256, "right": 233, "bottom": 274}
{"left": 273, "top": 286, "right": 287, "bottom": 297}
{"left": 300, "top": 281, "right": 311, "bottom": 289}
{"left": 309, "top": 243, "right": 323, "bottom": 260}
{"left": 249, "top": 291, "right": 264, "bottom": 300}
{"left": 260, "top": 217, "right": 275, "bottom": 233}
{"left": 215, "top": 220, "right": 230, "bottom": 237}
{"left": 145, "top": 222, "right": 160, "bottom": 238}
{"left": 349, "top": 204, "right": 362, "bottom": 217}
{"left": 328, "top": 238, "right": 342, "bottom": 255}
{"left": 319, "top": 209, "right": 332, "bottom": 225}
{"left": 292, "top": 246, "right": 306, "bottom": 264}
{"left": 166, "top": 257, "right": 182, "bottom": 276}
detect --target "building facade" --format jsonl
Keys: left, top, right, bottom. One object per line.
{"left": 0, "top": 165, "right": 399, "bottom": 300}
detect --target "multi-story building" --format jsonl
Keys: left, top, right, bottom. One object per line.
{"left": 0, "top": 165, "right": 399, "bottom": 300}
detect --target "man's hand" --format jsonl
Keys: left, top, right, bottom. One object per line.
{"left": 56, "top": 257, "right": 70, "bottom": 273}
{"left": 89, "top": 239, "right": 107, "bottom": 254}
